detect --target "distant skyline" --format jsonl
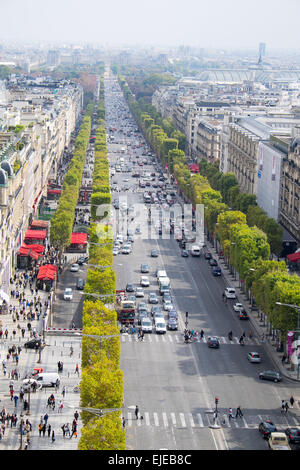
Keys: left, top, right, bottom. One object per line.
{"left": 1, "top": 0, "right": 299, "bottom": 51}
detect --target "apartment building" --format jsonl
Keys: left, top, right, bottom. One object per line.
{"left": 0, "top": 78, "right": 83, "bottom": 295}
{"left": 280, "top": 131, "right": 300, "bottom": 244}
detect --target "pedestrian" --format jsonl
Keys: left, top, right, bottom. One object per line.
{"left": 74, "top": 410, "right": 79, "bottom": 421}
{"left": 200, "top": 329, "right": 204, "bottom": 339}
{"left": 282, "top": 354, "right": 287, "bottom": 364}
{"left": 290, "top": 396, "right": 295, "bottom": 408}
{"left": 235, "top": 406, "right": 243, "bottom": 418}
{"left": 47, "top": 424, "right": 51, "bottom": 437}
{"left": 51, "top": 430, "right": 55, "bottom": 443}
{"left": 42, "top": 423, "right": 46, "bottom": 437}
{"left": 38, "top": 423, "right": 43, "bottom": 436}
{"left": 122, "top": 417, "right": 126, "bottom": 429}
{"left": 61, "top": 424, "right": 66, "bottom": 437}
{"left": 228, "top": 408, "right": 233, "bottom": 420}
{"left": 65, "top": 423, "right": 71, "bottom": 437}
{"left": 281, "top": 400, "right": 285, "bottom": 413}
{"left": 285, "top": 402, "right": 289, "bottom": 413}
{"left": 44, "top": 413, "right": 49, "bottom": 425}
{"left": 58, "top": 401, "right": 63, "bottom": 413}
{"left": 221, "top": 413, "right": 226, "bottom": 425}
{"left": 13, "top": 395, "right": 18, "bottom": 407}
{"left": 135, "top": 405, "right": 139, "bottom": 420}
{"left": 75, "top": 363, "right": 79, "bottom": 376}
{"left": 61, "top": 386, "right": 66, "bottom": 398}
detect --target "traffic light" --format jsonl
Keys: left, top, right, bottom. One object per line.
{"left": 215, "top": 397, "right": 219, "bottom": 405}
{"left": 185, "top": 312, "right": 188, "bottom": 318}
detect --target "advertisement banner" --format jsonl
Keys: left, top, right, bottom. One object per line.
{"left": 287, "top": 331, "right": 294, "bottom": 356}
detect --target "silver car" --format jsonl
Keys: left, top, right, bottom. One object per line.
{"left": 247, "top": 352, "right": 262, "bottom": 363}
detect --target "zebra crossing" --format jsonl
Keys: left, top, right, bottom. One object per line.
{"left": 121, "top": 333, "right": 261, "bottom": 345}
{"left": 125, "top": 410, "right": 300, "bottom": 430}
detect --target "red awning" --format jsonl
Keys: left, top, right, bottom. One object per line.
{"left": 25, "top": 229, "right": 46, "bottom": 240}
{"left": 37, "top": 264, "right": 57, "bottom": 281}
{"left": 70, "top": 233, "right": 87, "bottom": 245}
{"left": 30, "top": 220, "right": 49, "bottom": 230}
{"left": 287, "top": 252, "right": 300, "bottom": 262}
{"left": 47, "top": 189, "right": 61, "bottom": 194}
{"left": 19, "top": 243, "right": 45, "bottom": 254}
{"left": 18, "top": 247, "right": 40, "bottom": 260}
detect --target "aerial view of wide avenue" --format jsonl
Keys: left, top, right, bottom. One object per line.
{"left": 1, "top": 0, "right": 300, "bottom": 458}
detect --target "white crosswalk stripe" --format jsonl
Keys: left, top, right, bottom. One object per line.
{"left": 122, "top": 334, "right": 260, "bottom": 345}
{"left": 125, "top": 411, "right": 300, "bottom": 429}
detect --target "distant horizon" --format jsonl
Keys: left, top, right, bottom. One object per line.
{"left": 0, "top": 0, "right": 299, "bottom": 52}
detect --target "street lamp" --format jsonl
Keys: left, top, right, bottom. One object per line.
{"left": 276, "top": 302, "right": 300, "bottom": 336}
{"left": 18, "top": 413, "right": 24, "bottom": 450}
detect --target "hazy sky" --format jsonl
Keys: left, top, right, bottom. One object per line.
{"left": 1, "top": 0, "right": 299, "bottom": 50}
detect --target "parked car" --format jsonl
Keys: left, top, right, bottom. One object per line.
{"left": 224, "top": 287, "right": 236, "bottom": 299}
{"left": 212, "top": 266, "right": 221, "bottom": 276}
{"left": 233, "top": 303, "right": 244, "bottom": 312}
{"left": 209, "top": 258, "right": 218, "bottom": 266}
{"left": 204, "top": 252, "right": 212, "bottom": 260}
{"left": 70, "top": 263, "right": 79, "bottom": 272}
{"left": 259, "top": 420, "right": 277, "bottom": 439}
{"left": 259, "top": 370, "right": 282, "bottom": 383}
{"left": 76, "top": 279, "right": 84, "bottom": 290}
{"left": 24, "top": 338, "right": 45, "bottom": 350}
{"left": 64, "top": 288, "right": 73, "bottom": 301}
{"left": 247, "top": 352, "right": 261, "bottom": 363}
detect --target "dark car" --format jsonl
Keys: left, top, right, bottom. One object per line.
{"left": 126, "top": 283, "right": 135, "bottom": 292}
{"left": 24, "top": 339, "right": 45, "bottom": 350}
{"left": 77, "top": 256, "right": 88, "bottom": 265}
{"left": 212, "top": 266, "right": 221, "bottom": 276}
{"left": 168, "top": 317, "right": 178, "bottom": 330}
{"left": 239, "top": 311, "right": 249, "bottom": 320}
{"left": 207, "top": 336, "right": 220, "bottom": 348}
{"left": 168, "top": 309, "right": 178, "bottom": 320}
{"left": 181, "top": 250, "right": 189, "bottom": 257}
{"left": 259, "top": 420, "right": 277, "bottom": 439}
{"left": 151, "top": 250, "right": 159, "bottom": 257}
{"left": 285, "top": 428, "right": 300, "bottom": 445}
{"left": 76, "top": 278, "right": 84, "bottom": 290}
{"left": 204, "top": 252, "right": 212, "bottom": 260}
{"left": 209, "top": 258, "right": 218, "bottom": 266}
{"left": 259, "top": 370, "right": 282, "bottom": 383}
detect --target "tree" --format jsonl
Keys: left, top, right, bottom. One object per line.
{"left": 79, "top": 413, "right": 125, "bottom": 450}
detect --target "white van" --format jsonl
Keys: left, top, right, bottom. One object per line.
{"left": 156, "top": 269, "right": 167, "bottom": 279}
{"left": 191, "top": 245, "right": 201, "bottom": 256}
{"left": 35, "top": 373, "right": 60, "bottom": 388}
{"left": 158, "top": 277, "right": 170, "bottom": 288}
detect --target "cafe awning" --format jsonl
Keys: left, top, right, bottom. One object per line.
{"left": 70, "top": 233, "right": 87, "bottom": 245}
{"left": 37, "top": 264, "right": 57, "bottom": 281}
{"left": 25, "top": 229, "right": 47, "bottom": 240}
{"left": 287, "top": 252, "right": 300, "bottom": 262}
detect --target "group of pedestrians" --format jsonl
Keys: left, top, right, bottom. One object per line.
{"left": 281, "top": 396, "right": 295, "bottom": 413}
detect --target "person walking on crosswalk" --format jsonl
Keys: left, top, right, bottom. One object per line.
{"left": 135, "top": 405, "right": 139, "bottom": 420}
{"left": 235, "top": 406, "right": 243, "bottom": 418}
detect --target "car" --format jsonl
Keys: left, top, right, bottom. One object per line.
{"left": 77, "top": 256, "right": 88, "bottom": 265}
{"left": 181, "top": 250, "right": 189, "bottom": 257}
{"left": 140, "top": 276, "right": 150, "bottom": 287}
{"left": 162, "top": 292, "right": 172, "bottom": 302}
{"left": 138, "top": 301, "right": 147, "bottom": 311}
{"left": 168, "top": 309, "right": 178, "bottom": 320}
{"left": 127, "top": 235, "right": 134, "bottom": 243}
{"left": 24, "top": 339, "right": 45, "bottom": 350}
{"left": 135, "top": 227, "right": 141, "bottom": 234}
{"left": 141, "top": 318, "right": 153, "bottom": 333}
{"left": 148, "top": 293, "right": 158, "bottom": 304}
{"left": 126, "top": 283, "right": 135, "bottom": 292}
{"left": 135, "top": 287, "right": 144, "bottom": 298}
{"left": 168, "top": 317, "right": 178, "bottom": 330}
{"left": 64, "top": 288, "right": 73, "bottom": 301}
{"left": 209, "top": 258, "right": 218, "bottom": 266}
{"left": 259, "top": 420, "right": 277, "bottom": 439}
{"left": 70, "top": 263, "right": 79, "bottom": 272}
{"left": 140, "top": 264, "right": 149, "bottom": 273}
{"left": 212, "top": 266, "right": 221, "bottom": 276}
{"left": 138, "top": 310, "right": 149, "bottom": 324}
{"left": 247, "top": 352, "right": 261, "bottom": 363}
{"left": 22, "top": 378, "right": 42, "bottom": 392}
{"left": 207, "top": 336, "right": 220, "bottom": 348}
{"left": 121, "top": 246, "right": 131, "bottom": 254}
{"left": 233, "top": 303, "right": 244, "bottom": 312}
{"left": 239, "top": 312, "right": 249, "bottom": 320}
{"left": 154, "top": 312, "right": 165, "bottom": 322}
{"left": 259, "top": 370, "right": 282, "bottom": 382}
{"left": 224, "top": 287, "right": 236, "bottom": 299}
{"left": 76, "top": 279, "right": 84, "bottom": 290}
{"left": 163, "top": 300, "right": 174, "bottom": 311}
{"left": 204, "top": 252, "right": 212, "bottom": 260}
{"left": 113, "top": 247, "right": 119, "bottom": 256}
{"left": 155, "top": 320, "right": 167, "bottom": 334}
{"left": 151, "top": 249, "right": 159, "bottom": 257}
{"left": 285, "top": 428, "right": 300, "bottom": 445}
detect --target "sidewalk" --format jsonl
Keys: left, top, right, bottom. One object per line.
{"left": 205, "top": 239, "right": 300, "bottom": 384}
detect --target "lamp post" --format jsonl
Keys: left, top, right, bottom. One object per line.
{"left": 18, "top": 413, "right": 24, "bottom": 450}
